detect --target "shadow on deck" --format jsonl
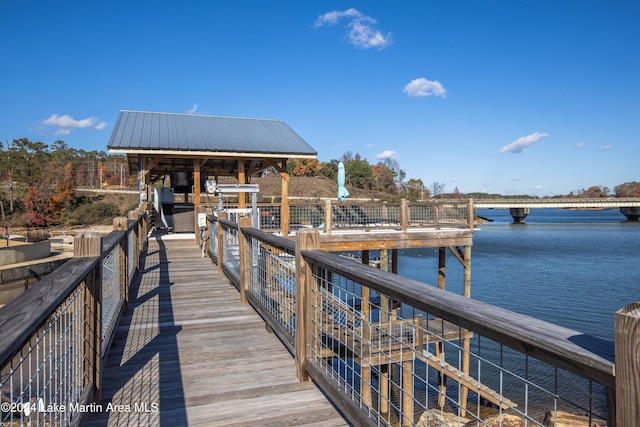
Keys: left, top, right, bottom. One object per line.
{"left": 85, "top": 235, "right": 348, "bottom": 427}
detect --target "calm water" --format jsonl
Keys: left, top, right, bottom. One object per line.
{"left": 398, "top": 208, "right": 640, "bottom": 340}
{"left": 395, "top": 209, "right": 638, "bottom": 415}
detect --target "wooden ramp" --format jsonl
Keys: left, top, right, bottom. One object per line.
{"left": 84, "top": 236, "right": 348, "bottom": 427}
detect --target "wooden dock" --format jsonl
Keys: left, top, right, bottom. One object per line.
{"left": 84, "top": 235, "right": 348, "bottom": 427}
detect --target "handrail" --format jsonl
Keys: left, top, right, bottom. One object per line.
{"left": 0, "top": 256, "right": 100, "bottom": 368}
{"left": 0, "top": 209, "right": 148, "bottom": 426}
{"left": 302, "top": 248, "right": 616, "bottom": 389}
{"left": 209, "top": 219, "right": 625, "bottom": 425}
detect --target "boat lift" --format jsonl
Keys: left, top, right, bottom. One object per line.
{"left": 206, "top": 180, "right": 260, "bottom": 228}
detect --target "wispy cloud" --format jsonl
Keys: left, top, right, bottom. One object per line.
{"left": 575, "top": 141, "right": 586, "bottom": 148}
{"left": 187, "top": 104, "right": 198, "bottom": 114}
{"left": 403, "top": 77, "right": 447, "bottom": 98}
{"left": 315, "top": 8, "right": 392, "bottom": 49}
{"left": 375, "top": 150, "right": 399, "bottom": 162}
{"left": 599, "top": 145, "right": 613, "bottom": 151}
{"left": 42, "top": 114, "right": 107, "bottom": 135}
{"left": 500, "top": 132, "right": 549, "bottom": 154}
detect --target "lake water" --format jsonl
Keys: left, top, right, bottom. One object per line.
{"left": 398, "top": 208, "right": 640, "bottom": 341}
{"left": 395, "top": 208, "right": 639, "bottom": 416}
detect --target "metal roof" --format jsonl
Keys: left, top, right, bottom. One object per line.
{"left": 107, "top": 110, "right": 317, "bottom": 156}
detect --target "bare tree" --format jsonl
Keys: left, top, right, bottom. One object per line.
{"left": 430, "top": 181, "right": 446, "bottom": 197}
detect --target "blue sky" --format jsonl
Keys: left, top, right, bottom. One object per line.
{"left": 1, "top": 1, "right": 638, "bottom": 196}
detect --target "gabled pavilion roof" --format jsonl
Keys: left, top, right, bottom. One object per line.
{"left": 107, "top": 110, "right": 316, "bottom": 178}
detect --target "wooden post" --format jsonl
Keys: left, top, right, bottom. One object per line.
{"left": 324, "top": 199, "right": 332, "bottom": 233}
{"left": 615, "top": 301, "right": 640, "bottom": 426}
{"left": 281, "top": 170, "right": 290, "bottom": 236}
{"left": 459, "top": 245, "right": 472, "bottom": 416}
{"left": 400, "top": 198, "right": 409, "bottom": 232}
{"left": 238, "top": 216, "right": 252, "bottom": 304}
{"left": 194, "top": 158, "right": 202, "bottom": 245}
{"left": 216, "top": 211, "right": 227, "bottom": 273}
{"left": 237, "top": 159, "right": 246, "bottom": 209}
{"left": 295, "top": 228, "right": 320, "bottom": 382}
{"left": 438, "top": 247, "right": 446, "bottom": 290}
{"left": 467, "top": 197, "right": 474, "bottom": 230}
{"left": 113, "top": 217, "right": 129, "bottom": 309}
{"left": 402, "top": 359, "right": 414, "bottom": 426}
{"left": 361, "top": 250, "right": 372, "bottom": 407}
{"left": 74, "top": 232, "right": 103, "bottom": 403}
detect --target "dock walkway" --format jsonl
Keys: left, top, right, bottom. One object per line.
{"left": 85, "top": 235, "right": 348, "bottom": 427}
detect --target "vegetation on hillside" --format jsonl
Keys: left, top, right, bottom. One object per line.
{"left": 0, "top": 138, "right": 130, "bottom": 227}
{"left": 1, "top": 138, "right": 638, "bottom": 227}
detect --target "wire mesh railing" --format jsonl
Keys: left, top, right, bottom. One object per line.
{"left": 0, "top": 210, "right": 147, "bottom": 427}
{"left": 307, "top": 268, "right": 609, "bottom": 426}
{"left": 206, "top": 210, "right": 630, "bottom": 426}
{"left": 251, "top": 199, "right": 474, "bottom": 233}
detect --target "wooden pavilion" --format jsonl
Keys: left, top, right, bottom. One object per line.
{"left": 107, "top": 110, "right": 316, "bottom": 232}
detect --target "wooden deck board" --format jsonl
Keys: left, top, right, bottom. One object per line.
{"left": 84, "top": 236, "right": 348, "bottom": 427}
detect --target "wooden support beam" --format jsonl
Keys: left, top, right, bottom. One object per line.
{"left": 438, "top": 247, "right": 446, "bottom": 290}
{"left": 194, "top": 158, "right": 202, "bottom": 245}
{"left": 615, "top": 301, "right": 640, "bottom": 426}
{"left": 238, "top": 159, "right": 246, "bottom": 209}
{"left": 400, "top": 198, "right": 409, "bottom": 232}
{"left": 74, "top": 232, "right": 103, "bottom": 404}
{"left": 238, "top": 216, "right": 252, "bottom": 304}
{"left": 281, "top": 170, "right": 290, "bottom": 236}
{"left": 295, "top": 228, "right": 319, "bottom": 381}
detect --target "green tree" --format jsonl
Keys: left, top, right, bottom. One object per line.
{"left": 405, "top": 178, "right": 426, "bottom": 201}
{"left": 319, "top": 159, "right": 339, "bottom": 181}
{"left": 345, "top": 159, "right": 373, "bottom": 189}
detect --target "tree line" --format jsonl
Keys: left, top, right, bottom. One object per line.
{"left": 2, "top": 138, "right": 638, "bottom": 227}
{"left": 0, "top": 138, "right": 131, "bottom": 227}
{"left": 285, "top": 152, "right": 640, "bottom": 201}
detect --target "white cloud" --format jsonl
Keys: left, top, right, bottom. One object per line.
{"left": 403, "top": 78, "right": 447, "bottom": 98}
{"left": 188, "top": 104, "right": 198, "bottom": 114}
{"left": 42, "top": 114, "right": 107, "bottom": 135}
{"left": 500, "top": 131, "right": 549, "bottom": 154}
{"left": 315, "top": 9, "right": 392, "bottom": 49}
{"left": 599, "top": 145, "right": 613, "bottom": 151}
{"left": 575, "top": 141, "right": 586, "bottom": 148}
{"left": 375, "top": 150, "right": 399, "bottom": 162}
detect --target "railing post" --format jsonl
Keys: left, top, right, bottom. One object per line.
{"left": 113, "top": 217, "right": 129, "bottom": 310}
{"left": 467, "top": 197, "right": 474, "bottom": 229}
{"left": 238, "top": 216, "right": 252, "bottom": 304}
{"left": 295, "top": 228, "right": 320, "bottom": 382}
{"left": 400, "top": 198, "right": 409, "bottom": 232}
{"left": 128, "top": 210, "right": 139, "bottom": 276}
{"left": 74, "top": 231, "right": 103, "bottom": 403}
{"left": 615, "top": 301, "right": 640, "bottom": 426}
{"left": 324, "top": 199, "right": 332, "bottom": 233}
{"left": 217, "top": 211, "right": 227, "bottom": 272}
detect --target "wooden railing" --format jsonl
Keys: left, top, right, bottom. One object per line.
{"left": 210, "top": 216, "right": 639, "bottom": 426}
{"left": 0, "top": 210, "right": 147, "bottom": 426}
{"left": 224, "top": 198, "right": 474, "bottom": 235}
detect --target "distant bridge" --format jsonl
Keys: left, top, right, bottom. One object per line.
{"left": 474, "top": 198, "right": 640, "bottom": 222}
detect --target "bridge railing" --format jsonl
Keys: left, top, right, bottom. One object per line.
{"left": 209, "top": 218, "right": 621, "bottom": 426}
{"left": 0, "top": 210, "right": 147, "bottom": 426}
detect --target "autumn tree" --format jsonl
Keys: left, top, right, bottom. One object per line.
{"left": 372, "top": 162, "right": 397, "bottom": 193}
{"left": 292, "top": 159, "right": 322, "bottom": 176}
{"left": 580, "top": 186, "right": 609, "bottom": 198}
{"left": 614, "top": 181, "right": 640, "bottom": 197}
